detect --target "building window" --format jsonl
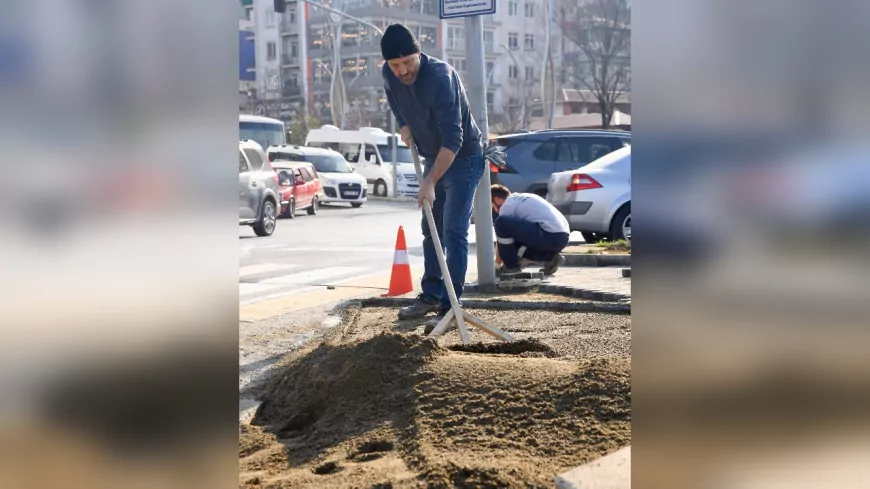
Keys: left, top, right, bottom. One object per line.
{"left": 509, "top": 1, "right": 518, "bottom": 16}
{"left": 266, "top": 9, "right": 275, "bottom": 26}
{"left": 485, "top": 61, "right": 494, "bottom": 81}
{"left": 341, "top": 57, "right": 368, "bottom": 78}
{"left": 448, "top": 26, "right": 465, "bottom": 51}
{"left": 342, "top": 24, "right": 360, "bottom": 47}
{"left": 291, "top": 42, "right": 298, "bottom": 58}
{"left": 267, "top": 42, "right": 277, "bottom": 61}
{"left": 486, "top": 91, "right": 495, "bottom": 106}
{"left": 420, "top": 26, "right": 437, "bottom": 47}
{"left": 508, "top": 32, "right": 519, "bottom": 50}
{"left": 289, "top": 9, "right": 296, "bottom": 24}
{"left": 525, "top": 66, "right": 534, "bottom": 81}
{"left": 524, "top": 2, "right": 534, "bottom": 17}
{"left": 448, "top": 57, "right": 467, "bottom": 76}
{"left": 483, "top": 30, "right": 494, "bottom": 53}
{"left": 524, "top": 34, "right": 535, "bottom": 50}
{"left": 509, "top": 64, "right": 518, "bottom": 79}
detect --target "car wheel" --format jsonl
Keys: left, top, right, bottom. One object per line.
{"left": 534, "top": 189, "right": 548, "bottom": 199}
{"left": 253, "top": 199, "right": 277, "bottom": 237}
{"left": 282, "top": 198, "right": 296, "bottom": 219}
{"left": 374, "top": 179, "right": 388, "bottom": 197}
{"left": 351, "top": 202, "right": 363, "bottom": 208}
{"left": 307, "top": 196, "right": 319, "bottom": 215}
{"left": 609, "top": 204, "right": 631, "bottom": 242}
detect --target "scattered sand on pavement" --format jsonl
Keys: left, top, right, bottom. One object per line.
{"left": 342, "top": 306, "right": 631, "bottom": 361}
{"left": 240, "top": 307, "right": 631, "bottom": 488}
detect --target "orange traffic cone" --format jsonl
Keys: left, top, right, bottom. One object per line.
{"left": 382, "top": 226, "right": 414, "bottom": 297}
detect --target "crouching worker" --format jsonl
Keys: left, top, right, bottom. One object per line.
{"left": 491, "top": 185, "right": 570, "bottom": 276}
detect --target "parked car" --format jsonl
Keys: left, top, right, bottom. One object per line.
{"left": 268, "top": 145, "right": 367, "bottom": 208}
{"left": 239, "top": 139, "right": 281, "bottom": 236}
{"left": 547, "top": 145, "right": 631, "bottom": 242}
{"left": 270, "top": 161, "right": 323, "bottom": 218}
{"left": 490, "top": 129, "right": 631, "bottom": 198}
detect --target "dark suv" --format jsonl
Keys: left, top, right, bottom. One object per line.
{"left": 490, "top": 130, "right": 631, "bottom": 197}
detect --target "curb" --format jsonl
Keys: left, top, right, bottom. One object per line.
{"left": 462, "top": 282, "right": 631, "bottom": 304}
{"left": 367, "top": 195, "right": 417, "bottom": 203}
{"left": 563, "top": 254, "right": 631, "bottom": 267}
{"left": 360, "top": 297, "right": 630, "bottom": 314}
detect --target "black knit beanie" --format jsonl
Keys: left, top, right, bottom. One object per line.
{"left": 381, "top": 23, "right": 420, "bottom": 60}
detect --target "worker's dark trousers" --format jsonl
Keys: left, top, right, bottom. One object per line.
{"left": 494, "top": 215, "right": 570, "bottom": 269}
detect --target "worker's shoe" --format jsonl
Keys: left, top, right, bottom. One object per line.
{"left": 496, "top": 264, "right": 523, "bottom": 277}
{"left": 398, "top": 294, "right": 441, "bottom": 320}
{"left": 542, "top": 253, "right": 565, "bottom": 275}
{"left": 423, "top": 310, "right": 454, "bottom": 335}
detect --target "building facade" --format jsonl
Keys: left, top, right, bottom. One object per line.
{"left": 241, "top": 0, "right": 630, "bottom": 131}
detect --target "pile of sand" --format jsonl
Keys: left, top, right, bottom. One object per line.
{"left": 241, "top": 333, "right": 630, "bottom": 488}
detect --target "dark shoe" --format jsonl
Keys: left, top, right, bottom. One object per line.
{"left": 423, "top": 310, "right": 454, "bottom": 335}
{"left": 495, "top": 264, "right": 523, "bottom": 277}
{"left": 398, "top": 294, "right": 441, "bottom": 320}
{"left": 542, "top": 253, "right": 565, "bottom": 275}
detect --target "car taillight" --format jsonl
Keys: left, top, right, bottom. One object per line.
{"left": 489, "top": 162, "right": 499, "bottom": 173}
{"left": 567, "top": 173, "right": 602, "bottom": 192}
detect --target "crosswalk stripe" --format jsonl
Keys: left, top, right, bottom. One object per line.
{"left": 258, "top": 266, "right": 368, "bottom": 286}
{"left": 239, "top": 263, "right": 299, "bottom": 278}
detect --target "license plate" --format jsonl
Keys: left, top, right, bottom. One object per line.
{"left": 344, "top": 191, "right": 359, "bottom": 197}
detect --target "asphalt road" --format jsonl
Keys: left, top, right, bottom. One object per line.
{"left": 239, "top": 199, "right": 481, "bottom": 305}
{"left": 239, "top": 199, "right": 586, "bottom": 305}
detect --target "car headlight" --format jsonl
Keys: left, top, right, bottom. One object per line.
{"left": 323, "top": 178, "right": 335, "bottom": 186}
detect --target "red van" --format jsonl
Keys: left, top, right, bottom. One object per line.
{"left": 272, "top": 162, "right": 323, "bottom": 218}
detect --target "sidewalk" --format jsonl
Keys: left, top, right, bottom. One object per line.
{"left": 546, "top": 266, "right": 631, "bottom": 298}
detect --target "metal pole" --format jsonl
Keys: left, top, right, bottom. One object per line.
{"left": 390, "top": 111, "right": 398, "bottom": 197}
{"left": 542, "top": 0, "right": 551, "bottom": 128}
{"left": 464, "top": 15, "right": 496, "bottom": 289}
{"left": 548, "top": 0, "right": 557, "bottom": 129}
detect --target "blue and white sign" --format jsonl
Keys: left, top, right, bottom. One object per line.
{"left": 440, "top": 0, "right": 496, "bottom": 19}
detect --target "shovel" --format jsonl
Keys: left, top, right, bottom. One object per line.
{"left": 407, "top": 135, "right": 514, "bottom": 344}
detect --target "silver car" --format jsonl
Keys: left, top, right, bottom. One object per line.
{"left": 547, "top": 146, "right": 631, "bottom": 242}
{"left": 239, "top": 140, "right": 281, "bottom": 237}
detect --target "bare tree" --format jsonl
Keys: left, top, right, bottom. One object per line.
{"left": 559, "top": 0, "right": 631, "bottom": 128}
{"left": 491, "top": 80, "right": 537, "bottom": 134}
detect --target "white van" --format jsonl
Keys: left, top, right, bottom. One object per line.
{"left": 305, "top": 125, "right": 418, "bottom": 197}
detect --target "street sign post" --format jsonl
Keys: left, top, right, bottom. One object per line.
{"left": 440, "top": 0, "right": 497, "bottom": 290}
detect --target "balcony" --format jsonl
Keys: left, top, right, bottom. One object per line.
{"left": 281, "top": 20, "right": 299, "bottom": 35}
{"left": 282, "top": 54, "right": 299, "bottom": 66}
{"left": 282, "top": 85, "right": 302, "bottom": 98}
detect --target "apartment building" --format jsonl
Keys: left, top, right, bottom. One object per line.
{"left": 242, "top": 0, "right": 626, "bottom": 131}
{"left": 303, "top": 0, "right": 443, "bottom": 129}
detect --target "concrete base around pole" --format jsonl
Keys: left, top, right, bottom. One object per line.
{"left": 555, "top": 446, "right": 631, "bottom": 489}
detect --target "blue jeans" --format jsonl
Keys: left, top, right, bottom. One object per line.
{"left": 420, "top": 152, "right": 485, "bottom": 311}
{"left": 494, "top": 215, "right": 570, "bottom": 268}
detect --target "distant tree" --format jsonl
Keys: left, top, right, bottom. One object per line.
{"left": 490, "top": 81, "right": 536, "bottom": 134}
{"left": 559, "top": 0, "right": 631, "bottom": 128}
{"left": 288, "top": 113, "right": 322, "bottom": 145}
